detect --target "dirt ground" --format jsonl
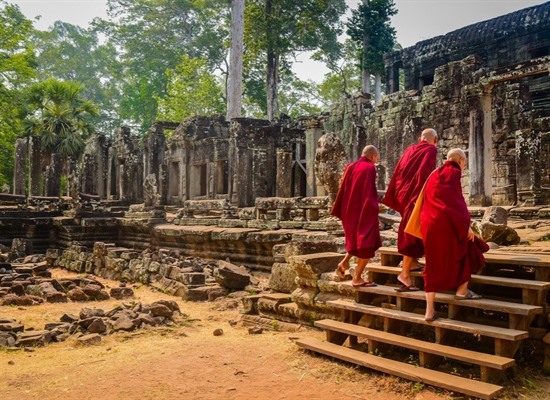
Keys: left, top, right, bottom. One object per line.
{"left": 1, "top": 270, "right": 550, "bottom": 400}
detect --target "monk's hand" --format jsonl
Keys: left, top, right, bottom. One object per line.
{"left": 467, "top": 228, "right": 475, "bottom": 241}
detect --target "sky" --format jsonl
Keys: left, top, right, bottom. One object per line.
{"left": 10, "top": 0, "right": 547, "bottom": 82}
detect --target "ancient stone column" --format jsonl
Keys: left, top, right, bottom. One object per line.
{"left": 276, "top": 149, "right": 292, "bottom": 198}
{"left": 468, "top": 92, "right": 492, "bottom": 206}
{"left": 13, "top": 138, "right": 28, "bottom": 195}
{"left": 45, "top": 153, "right": 62, "bottom": 197}
{"left": 305, "top": 120, "right": 325, "bottom": 196}
{"left": 29, "top": 136, "right": 42, "bottom": 196}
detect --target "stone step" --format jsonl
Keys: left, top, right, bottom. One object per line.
{"left": 296, "top": 337, "right": 503, "bottom": 400}
{"left": 315, "top": 319, "right": 515, "bottom": 382}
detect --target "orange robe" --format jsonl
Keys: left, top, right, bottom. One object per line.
{"left": 332, "top": 157, "right": 381, "bottom": 259}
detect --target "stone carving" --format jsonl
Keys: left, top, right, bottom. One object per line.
{"left": 143, "top": 173, "right": 160, "bottom": 207}
{"left": 314, "top": 132, "right": 348, "bottom": 204}
{"left": 1, "top": 184, "right": 9, "bottom": 194}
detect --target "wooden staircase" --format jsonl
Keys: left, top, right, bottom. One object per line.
{"left": 295, "top": 246, "right": 550, "bottom": 399}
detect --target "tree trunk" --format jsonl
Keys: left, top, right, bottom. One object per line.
{"left": 266, "top": 50, "right": 279, "bottom": 120}
{"left": 266, "top": 0, "right": 279, "bottom": 120}
{"left": 361, "top": 0, "right": 370, "bottom": 94}
{"left": 226, "top": 0, "right": 245, "bottom": 120}
{"left": 374, "top": 72, "right": 382, "bottom": 102}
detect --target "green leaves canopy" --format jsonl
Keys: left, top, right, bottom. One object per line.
{"left": 347, "top": 0, "right": 397, "bottom": 76}
{"left": 21, "top": 79, "right": 99, "bottom": 158}
{"left": 0, "top": 0, "right": 36, "bottom": 187}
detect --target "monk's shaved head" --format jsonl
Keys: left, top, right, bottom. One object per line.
{"left": 447, "top": 148, "right": 467, "bottom": 165}
{"left": 421, "top": 128, "right": 438, "bottom": 144}
{"left": 362, "top": 145, "right": 379, "bottom": 162}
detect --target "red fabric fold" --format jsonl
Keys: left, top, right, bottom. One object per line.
{"left": 382, "top": 142, "right": 437, "bottom": 257}
{"left": 420, "top": 161, "right": 487, "bottom": 292}
{"left": 332, "top": 157, "right": 381, "bottom": 259}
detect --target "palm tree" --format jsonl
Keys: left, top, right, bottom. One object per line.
{"left": 22, "top": 78, "right": 99, "bottom": 159}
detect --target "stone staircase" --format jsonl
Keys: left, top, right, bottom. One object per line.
{"left": 295, "top": 247, "right": 550, "bottom": 400}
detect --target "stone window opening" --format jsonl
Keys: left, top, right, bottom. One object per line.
{"left": 419, "top": 74, "right": 434, "bottom": 89}
{"left": 530, "top": 46, "right": 550, "bottom": 59}
{"left": 291, "top": 143, "right": 307, "bottom": 197}
{"left": 191, "top": 163, "right": 207, "bottom": 198}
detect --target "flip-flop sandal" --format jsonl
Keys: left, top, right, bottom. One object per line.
{"left": 455, "top": 290, "right": 483, "bottom": 300}
{"left": 334, "top": 266, "right": 346, "bottom": 278}
{"left": 395, "top": 285, "right": 420, "bottom": 292}
{"left": 352, "top": 281, "right": 377, "bottom": 288}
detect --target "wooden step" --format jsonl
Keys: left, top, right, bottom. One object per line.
{"left": 296, "top": 337, "right": 503, "bottom": 400}
{"left": 315, "top": 319, "right": 515, "bottom": 382}
{"left": 378, "top": 246, "right": 550, "bottom": 269}
{"left": 327, "top": 299, "right": 527, "bottom": 357}
{"left": 327, "top": 299, "right": 529, "bottom": 341}
{"left": 349, "top": 282, "right": 542, "bottom": 318}
{"left": 365, "top": 263, "right": 550, "bottom": 305}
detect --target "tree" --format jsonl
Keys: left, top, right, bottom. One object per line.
{"left": 21, "top": 79, "right": 99, "bottom": 160}
{"left": 244, "top": 0, "right": 346, "bottom": 120}
{"left": 156, "top": 55, "right": 225, "bottom": 122}
{"left": 95, "top": 0, "right": 229, "bottom": 131}
{"left": 227, "top": 0, "right": 245, "bottom": 120}
{"left": 33, "top": 21, "right": 123, "bottom": 133}
{"left": 0, "top": 1, "right": 36, "bottom": 188}
{"left": 347, "top": 0, "right": 396, "bottom": 101}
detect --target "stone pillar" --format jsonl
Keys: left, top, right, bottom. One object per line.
{"left": 252, "top": 146, "right": 268, "bottom": 200}
{"left": 515, "top": 129, "right": 542, "bottom": 205}
{"left": 29, "top": 136, "right": 42, "bottom": 196}
{"left": 44, "top": 153, "right": 62, "bottom": 197}
{"left": 305, "top": 122, "right": 324, "bottom": 197}
{"left": 468, "top": 92, "right": 492, "bottom": 206}
{"left": 158, "top": 164, "right": 168, "bottom": 205}
{"left": 276, "top": 149, "right": 292, "bottom": 197}
{"left": 13, "top": 138, "right": 28, "bottom": 195}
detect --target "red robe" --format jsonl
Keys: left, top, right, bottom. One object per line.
{"left": 420, "top": 161, "right": 487, "bottom": 292}
{"left": 382, "top": 142, "right": 437, "bottom": 258}
{"left": 332, "top": 157, "right": 381, "bottom": 259}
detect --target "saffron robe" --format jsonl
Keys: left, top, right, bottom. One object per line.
{"left": 332, "top": 157, "right": 381, "bottom": 259}
{"left": 382, "top": 142, "right": 437, "bottom": 258}
{"left": 420, "top": 161, "right": 487, "bottom": 292}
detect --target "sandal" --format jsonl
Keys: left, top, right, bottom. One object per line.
{"left": 455, "top": 289, "right": 483, "bottom": 300}
{"left": 424, "top": 314, "right": 438, "bottom": 322}
{"left": 335, "top": 265, "right": 346, "bottom": 278}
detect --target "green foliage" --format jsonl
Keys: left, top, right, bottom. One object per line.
{"left": 95, "top": 0, "right": 229, "bottom": 131}
{"left": 278, "top": 71, "right": 322, "bottom": 118}
{"left": 0, "top": 1, "right": 36, "bottom": 187}
{"left": 156, "top": 55, "right": 225, "bottom": 121}
{"left": 317, "top": 39, "right": 362, "bottom": 104}
{"left": 21, "top": 78, "right": 99, "bottom": 158}
{"left": 347, "top": 0, "right": 397, "bottom": 75}
{"left": 244, "top": 0, "right": 347, "bottom": 117}
{"left": 33, "top": 21, "right": 123, "bottom": 133}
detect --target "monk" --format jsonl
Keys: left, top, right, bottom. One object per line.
{"left": 382, "top": 128, "right": 438, "bottom": 292}
{"left": 331, "top": 145, "right": 381, "bottom": 287}
{"left": 421, "top": 149, "right": 485, "bottom": 322}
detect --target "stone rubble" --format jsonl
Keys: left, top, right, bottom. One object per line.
{"left": 0, "top": 300, "right": 183, "bottom": 350}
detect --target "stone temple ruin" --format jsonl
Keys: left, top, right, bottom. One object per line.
{"left": 1, "top": 3, "right": 550, "bottom": 399}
